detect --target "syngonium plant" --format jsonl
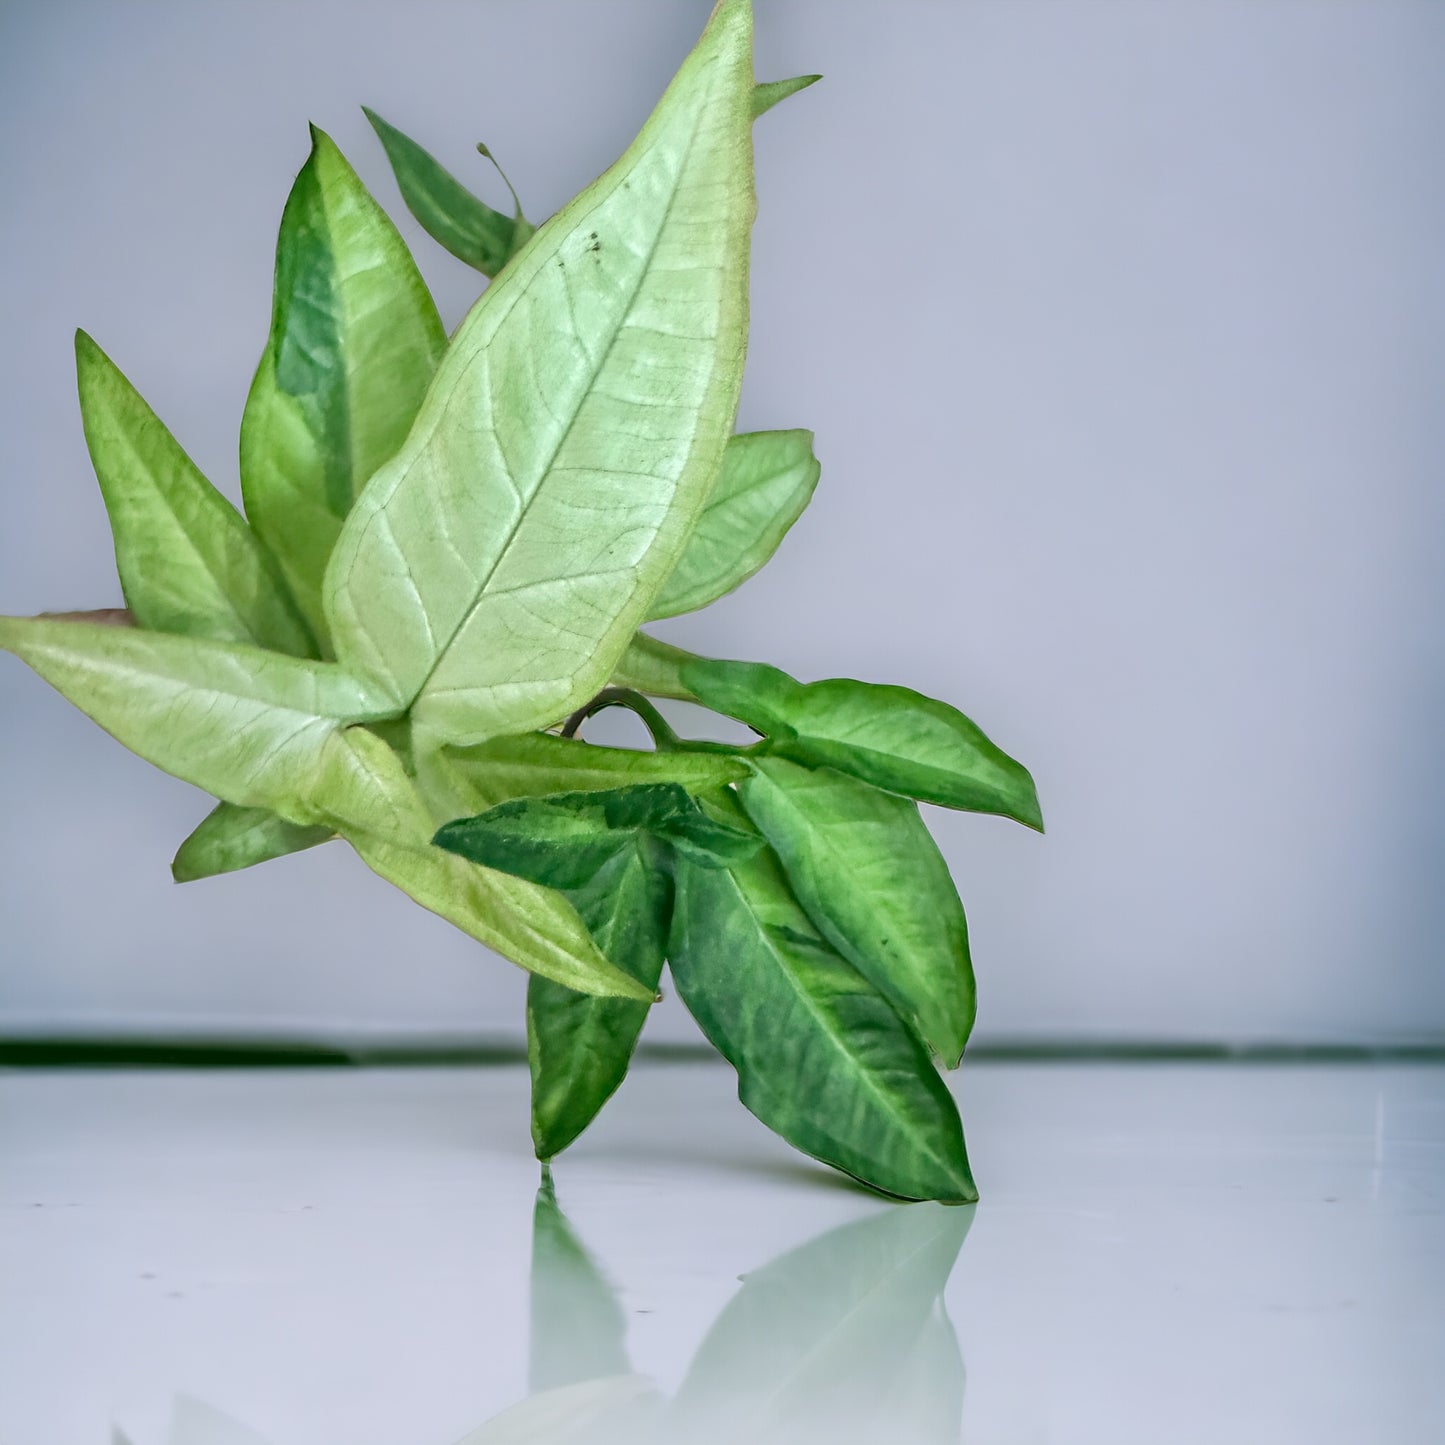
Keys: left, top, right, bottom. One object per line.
{"left": 1, "top": 0, "right": 1040, "bottom": 1203}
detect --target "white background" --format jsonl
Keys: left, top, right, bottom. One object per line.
{"left": 1, "top": 0, "right": 1441, "bottom": 1046}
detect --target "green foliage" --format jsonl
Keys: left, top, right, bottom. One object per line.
{"left": 3, "top": 0, "right": 1040, "bottom": 1201}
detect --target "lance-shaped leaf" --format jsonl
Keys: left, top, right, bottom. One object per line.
{"left": 433, "top": 731, "right": 747, "bottom": 815}
{"left": 751, "top": 73, "right": 822, "bottom": 118}
{"left": 610, "top": 631, "right": 704, "bottom": 701}
{"left": 241, "top": 125, "right": 445, "bottom": 641}
{"left": 296, "top": 727, "right": 653, "bottom": 999}
{"left": 0, "top": 616, "right": 396, "bottom": 821}
{"left": 668, "top": 806, "right": 976, "bottom": 1203}
{"left": 668, "top": 1200, "right": 970, "bottom": 1444}
{"left": 74, "top": 331, "right": 314, "bottom": 657}
{"left": 363, "top": 107, "right": 532, "bottom": 277}
{"left": 172, "top": 801, "right": 333, "bottom": 882}
{"left": 529, "top": 1173, "right": 633, "bottom": 1392}
{"left": 684, "top": 657, "right": 1044, "bottom": 829}
{"left": 525, "top": 846, "right": 669, "bottom": 1159}
{"left": 739, "top": 757, "right": 974, "bottom": 1066}
{"left": 648, "top": 429, "right": 820, "bottom": 620}
{"left": 324, "top": 0, "right": 757, "bottom": 744}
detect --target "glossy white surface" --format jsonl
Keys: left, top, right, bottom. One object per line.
{"left": 3, "top": 1061, "right": 1442, "bottom": 1444}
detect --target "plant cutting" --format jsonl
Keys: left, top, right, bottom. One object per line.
{"left": 1, "top": 0, "right": 1040, "bottom": 1202}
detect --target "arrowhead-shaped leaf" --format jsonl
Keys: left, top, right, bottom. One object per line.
{"left": 171, "top": 801, "right": 333, "bottom": 882}
{"left": 363, "top": 107, "right": 532, "bottom": 277}
{"left": 668, "top": 804, "right": 976, "bottom": 1203}
{"left": 648, "top": 430, "right": 820, "bottom": 620}
{"left": 304, "top": 727, "right": 653, "bottom": 1000}
{"left": 0, "top": 616, "right": 395, "bottom": 821}
{"left": 74, "top": 331, "right": 314, "bottom": 657}
{"left": 683, "top": 657, "right": 1044, "bottom": 829}
{"left": 241, "top": 125, "right": 445, "bottom": 641}
{"left": 739, "top": 757, "right": 974, "bottom": 1066}
{"left": 324, "top": 0, "right": 757, "bottom": 744}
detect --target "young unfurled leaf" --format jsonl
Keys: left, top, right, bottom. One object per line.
{"left": 433, "top": 731, "right": 747, "bottom": 815}
{"left": 648, "top": 430, "right": 820, "bottom": 620}
{"left": 751, "top": 73, "right": 823, "bottom": 118}
{"left": 241, "top": 125, "right": 445, "bottom": 641}
{"left": 171, "top": 801, "right": 333, "bottom": 883}
{"left": 668, "top": 806, "right": 976, "bottom": 1203}
{"left": 0, "top": 616, "right": 396, "bottom": 821}
{"left": 325, "top": 1, "right": 757, "bottom": 745}
{"left": 668, "top": 1199, "right": 970, "bottom": 1443}
{"left": 364, "top": 107, "right": 532, "bottom": 277}
{"left": 739, "top": 757, "right": 974, "bottom": 1066}
{"left": 74, "top": 332, "right": 314, "bottom": 658}
{"left": 308, "top": 727, "right": 653, "bottom": 1000}
{"left": 683, "top": 657, "right": 1044, "bottom": 830}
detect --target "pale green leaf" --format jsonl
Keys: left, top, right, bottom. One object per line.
{"left": 171, "top": 801, "right": 333, "bottom": 883}
{"left": 684, "top": 657, "right": 1044, "bottom": 829}
{"left": 648, "top": 430, "right": 819, "bottom": 619}
{"left": 0, "top": 616, "right": 395, "bottom": 822}
{"left": 751, "top": 74, "right": 822, "bottom": 118}
{"left": 454, "top": 1377, "right": 661, "bottom": 1445}
{"left": 740, "top": 757, "right": 974, "bottom": 1066}
{"left": 610, "top": 632, "right": 704, "bottom": 702}
{"left": 432, "top": 731, "right": 746, "bottom": 814}
{"left": 309, "top": 727, "right": 653, "bottom": 1000}
{"left": 74, "top": 331, "right": 313, "bottom": 657}
{"left": 364, "top": 106, "right": 530, "bottom": 277}
{"left": 668, "top": 802, "right": 976, "bottom": 1202}
{"left": 324, "top": 0, "right": 757, "bottom": 743}
{"left": 241, "top": 125, "right": 445, "bottom": 642}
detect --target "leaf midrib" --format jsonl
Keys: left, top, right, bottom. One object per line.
{"left": 408, "top": 70, "right": 721, "bottom": 713}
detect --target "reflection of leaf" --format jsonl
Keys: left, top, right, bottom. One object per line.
{"left": 454, "top": 1376, "right": 660, "bottom": 1445}
{"left": 529, "top": 1175, "right": 632, "bottom": 1393}
{"left": 876, "top": 1301, "right": 967, "bottom": 1445}
{"left": 667, "top": 1203, "right": 972, "bottom": 1444}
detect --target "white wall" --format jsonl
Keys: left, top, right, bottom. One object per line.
{"left": 1, "top": 0, "right": 1441, "bottom": 1045}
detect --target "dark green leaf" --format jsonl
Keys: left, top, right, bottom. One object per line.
{"left": 171, "top": 802, "right": 333, "bottom": 883}
{"left": 751, "top": 74, "right": 822, "bottom": 118}
{"left": 683, "top": 657, "right": 1043, "bottom": 830}
{"left": 433, "top": 783, "right": 759, "bottom": 890}
{"left": 648, "top": 430, "right": 820, "bottom": 620}
{"left": 528, "top": 845, "right": 669, "bottom": 1160}
{"left": 364, "top": 106, "right": 530, "bottom": 277}
{"left": 74, "top": 331, "right": 314, "bottom": 658}
{"left": 668, "top": 807, "right": 976, "bottom": 1203}
{"left": 739, "top": 757, "right": 974, "bottom": 1066}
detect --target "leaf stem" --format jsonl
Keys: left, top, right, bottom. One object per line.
{"left": 560, "top": 687, "right": 682, "bottom": 750}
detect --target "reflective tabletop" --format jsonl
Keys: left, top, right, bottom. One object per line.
{"left": 2, "top": 1060, "right": 1441, "bottom": 1444}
